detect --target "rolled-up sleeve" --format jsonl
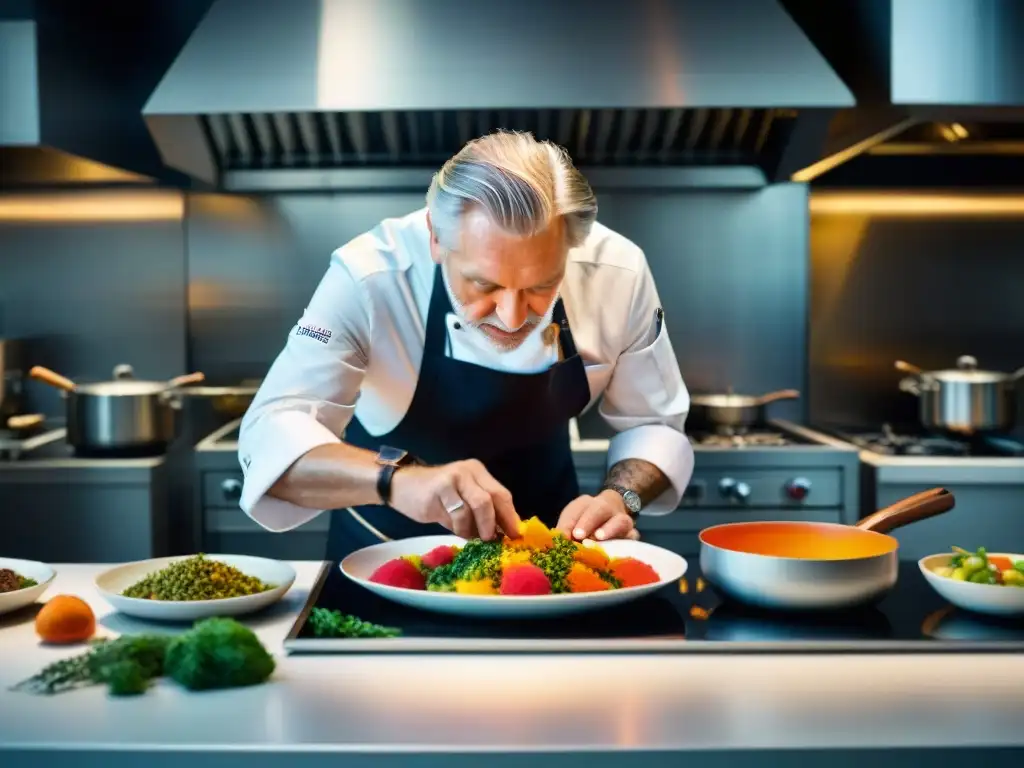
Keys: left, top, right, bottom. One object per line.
{"left": 600, "top": 256, "right": 693, "bottom": 516}
{"left": 237, "top": 256, "right": 370, "bottom": 532}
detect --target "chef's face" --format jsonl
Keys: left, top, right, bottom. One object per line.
{"left": 429, "top": 208, "right": 567, "bottom": 351}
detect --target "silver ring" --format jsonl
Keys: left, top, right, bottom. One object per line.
{"left": 445, "top": 500, "right": 465, "bottom": 515}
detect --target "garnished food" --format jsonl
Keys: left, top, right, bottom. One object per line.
{"left": 0, "top": 568, "right": 37, "bottom": 594}
{"left": 932, "top": 546, "right": 1024, "bottom": 587}
{"left": 369, "top": 558, "right": 426, "bottom": 590}
{"left": 11, "top": 617, "right": 275, "bottom": 696}
{"left": 307, "top": 608, "right": 401, "bottom": 638}
{"left": 500, "top": 563, "right": 552, "bottom": 595}
{"left": 122, "top": 554, "right": 274, "bottom": 601}
{"left": 35, "top": 595, "right": 96, "bottom": 644}
{"left": 368, "top": 517, "right": 661, "bottom": 595}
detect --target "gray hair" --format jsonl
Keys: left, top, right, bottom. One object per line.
{"left": 426, "top": 130, "right": 598, "bottom": 252}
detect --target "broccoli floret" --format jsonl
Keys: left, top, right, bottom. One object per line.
{"left": 99, "top": 660, "right": 151, "bottom": 696}
{"left": 164, "top": 618, "right": 275, "bottom": 691}
{"left": 530, "top": 536, "right": 579, "bottom": 593}
{"left": 427, "top": 540, "right": 503, "bottom": 591}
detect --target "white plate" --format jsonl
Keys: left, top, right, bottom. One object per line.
{"left": 341, "top": 535, "right": 687, "bottom": 619}
{"left": 96, "top": 554, "right": 296, "bottom": 622}
{"left": 919, "top": 553, "right": 1024, "bottom": 618}
{"left": 0, "top": 557, "right": 56, "bottom": 616}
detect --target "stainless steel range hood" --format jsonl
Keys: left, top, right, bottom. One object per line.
{"left": 143, "top": 0, "right": 855, "bottom": 190}
{"left": 0, "top": 2, "right": 213, "bottom": 187}
{"left": 782, "top": 0, "right": 1024, "bottom": 180}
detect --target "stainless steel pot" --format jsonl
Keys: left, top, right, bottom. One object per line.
{"left": 699, "top": 487, "right": 955, "bottom": 611}
{"left": 689, "top": 388, "right": 800, "bottom": 431}
{"left": 895, "top": 356, "right": 1024, "bottom": 435}
{"left": 29, "top": 364, "right": 205, "bottom": 453}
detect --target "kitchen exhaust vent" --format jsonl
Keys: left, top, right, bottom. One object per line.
{"left": 201, "top": 108, "right": 788, "bottom": 170}
{"left": 145, "top": 0, "right": 854, "bottom": 189}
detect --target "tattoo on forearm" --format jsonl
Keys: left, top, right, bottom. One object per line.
{"left": 605, "top": 459, "right": 670, "bottom": 505}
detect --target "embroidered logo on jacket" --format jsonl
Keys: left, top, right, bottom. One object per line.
{"left": 296, "top": 323, "right": 332, "bottom": 344}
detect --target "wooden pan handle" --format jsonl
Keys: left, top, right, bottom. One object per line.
{"left": 756, "top": 389, "right": 800, "bottom": 405}
{"left": 167, "top": 372, "right": 206, "bottom": 389}
{"left": 855, "top": 487, "right": 954, "bottom": 535}
{"left": 894, "top": 360, "right": 922, "bottom": 376}
{"left": 28, "top": 366, "right": 76, "bottom": 393}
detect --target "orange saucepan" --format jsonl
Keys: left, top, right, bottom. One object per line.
{"left": 698, "top": 488, "right": 955, "bottom": 611}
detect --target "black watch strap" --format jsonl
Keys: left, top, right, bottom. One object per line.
{"left": 375, "top": 445, "right": 417, "bottom": 505}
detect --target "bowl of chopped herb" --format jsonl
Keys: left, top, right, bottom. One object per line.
{"left": 0, "top": 557, "right": 55, "bottom": 616}
{"left": 340, "top": 518, "right": 687, "bottom": 619}
{"left": 95, "top": 554, "right": 295, "bottom": 621}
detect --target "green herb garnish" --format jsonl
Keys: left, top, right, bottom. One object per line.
{"left": 307, "top": 608, "right": 401, "bottom": 639}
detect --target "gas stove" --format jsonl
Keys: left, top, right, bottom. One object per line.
{"left": 837, "top": 424, "right": 1024, "bottom": 458}
{"left": 690, "top": 428, "right": 800, "bottom": 449}
{"left": 0, "top": 423, "right": 68, "bottom": 461}
{"left": 812, "top": 424, "right": 1024, "bottom": 563}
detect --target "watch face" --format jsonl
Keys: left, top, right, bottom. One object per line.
{"left": 378, "top": 446, "right": 408, "bottom": 466}
{"left": 622, "top": 490, "right": 642, "bottom": 514}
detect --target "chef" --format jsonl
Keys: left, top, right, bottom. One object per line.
{"left": 237, "top": 130, "right": 694, "bottom": 561}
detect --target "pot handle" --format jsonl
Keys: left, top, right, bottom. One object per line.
{"left": 754, "top": 389, "right": 800, "bottom": 405}
{"left": 167, "top": 371, "right": 206, "bottom": 389}
{"left": 28, "top": 366, "right": 76, "bottom": 393}
{"left": 898, "top": 377, "right": 922, "bottom": 396}
{"left": 1011, "top": 366, "right": 1024, "bottom": 381}
{"left": 894, "top": 360, "right": 922, "bottom": 376}
{"left": 855, "top": 487, "right": 954, "bottom": 535}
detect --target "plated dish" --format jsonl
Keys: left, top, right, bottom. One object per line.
{"left": 920, "top": 547, "right": 1024, "bottom": 618}
{"left": 341, "top": 518, "right": 687, "bottom": 619}
{"left": 0, "top": 557, "right": 56, "bottom": 616}
{"left": 95, "top": 554, "right": 296, "bottom": 621}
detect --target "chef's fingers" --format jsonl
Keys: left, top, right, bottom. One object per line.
{"left": 464, "top": 461, "right": 520, "bottom": 539}
{"left": 555, "top": 496, "right": 590, "bottom": 538}
{"left": 436, "top": 487, "right": 476, "bottom": 539}
{"left": 572, "top": 500, "right": 616, "bottom": 541}
{"left": 454, "top": 475, "right": 497, "bottom": 541}
{"left": 594, "top": 513, "right": 634, "bottom": 541}
{"left": 626, "top": 528, "right": 641, "bottom": 541}
{"left": 448, "top": 504, "right": 478, "bottom": 540}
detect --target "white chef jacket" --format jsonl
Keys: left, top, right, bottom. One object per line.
{"left": 238, "top": 207, "right": 693, "bottom": 532}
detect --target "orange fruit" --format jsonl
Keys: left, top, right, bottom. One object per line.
{"left": 35, "top": 594, "right": 96, "bottom": 644}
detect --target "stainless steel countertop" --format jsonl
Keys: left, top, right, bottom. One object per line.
{"left": 2, "top": 563, "right": 1023, "bottom": 767}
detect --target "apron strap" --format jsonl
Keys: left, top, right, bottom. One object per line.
{"left": 424, "top": 265, "right": 455, "bottom": 355}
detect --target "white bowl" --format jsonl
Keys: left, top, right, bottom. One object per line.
{"left": 919, "top": 553, "right": 1024, "bottom": 618}
{"left": 96, "top": 554, "right": 295, "bottom": 622}
{"left": 341, "top": 535, "right": 687, "bottom": 620}
{"left": 0, "top": 557, "right": 56, "bottom": 616}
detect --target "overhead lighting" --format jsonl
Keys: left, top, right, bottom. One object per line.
{"left": 810, "top": 192, "right": 1024, "bottom": 217}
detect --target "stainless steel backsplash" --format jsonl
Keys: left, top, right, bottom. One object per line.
{"left": 1, "top": 182, "right": 810, "bottom": 426}
{"left": 808, "top": 191, "right": 1024, "bottom": 430}
{"left": 0, "top": 189, "right": 189, "bottom": 417}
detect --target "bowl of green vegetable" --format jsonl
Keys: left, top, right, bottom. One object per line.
{"left": 919, "top": 547, "right": 1024, "bottom": 617}
{"left": 0, "top": 557, "right": 55, "bottom": 616}
{"left": 95, "top": 554, "right": 295, "bottom": 622}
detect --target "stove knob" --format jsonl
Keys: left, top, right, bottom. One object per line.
{"left": 718, "top": 478, "right": 751, "bottom": 502}
{"left": 785, "top": 477, "right": 812, "bottom": 501}
{"left": 221, "top": 478, "right": 243, "bottom": 503}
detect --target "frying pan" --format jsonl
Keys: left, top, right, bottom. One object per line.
{"left": 699, "top": 488, "right": 955, "bottom": 611}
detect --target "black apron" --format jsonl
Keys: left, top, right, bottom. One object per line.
{"left": 326, "top": 265, "right": 591, "bottom": 561}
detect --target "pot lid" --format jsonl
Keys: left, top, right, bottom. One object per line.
{"left": 76, "top": 380, "right": 170, "bottom": 396}
{"left": 691, "top": 394, "right": 762, "bottom": 407}
{"left": 925, "top": 356, "right": 1013, "bottom": 384}
{"left": 74, "top": 364, "right": 170, "bottom": 396}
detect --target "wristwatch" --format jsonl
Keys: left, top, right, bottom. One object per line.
{"left": 602, "top": 483, "right": 642, "bottom": 517}
{"left": 375, "top": 445, "right": 419, "bottom": 505}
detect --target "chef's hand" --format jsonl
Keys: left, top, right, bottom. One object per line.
{"left": 390, "top": 460, "right": 521, "bottom": 541}
{"left": 556, "top": 490, "right": 641, "bottom": 542}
